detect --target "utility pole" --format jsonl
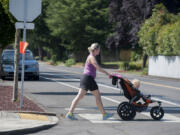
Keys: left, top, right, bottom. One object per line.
{"left": 13, "top": 29, "right": 21, "bottom": 102}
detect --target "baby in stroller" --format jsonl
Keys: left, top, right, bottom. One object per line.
{"left": 131, "top": 79, "right": 151, "bottom": 102}
{"left": 112, "top": 75, "right": 164, "bottom": 120}
{"left": 112, "top": 75, "right": 150, "bottom": 105}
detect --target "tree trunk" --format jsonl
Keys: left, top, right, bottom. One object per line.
{"left": 13, "top": 29, "right": 21, "bottom": 102}
{"left": 142, "top": 53, "right": 148, "bottom": 69}
{"left": 38, "top": 44, "right": 43, "bottom": 60}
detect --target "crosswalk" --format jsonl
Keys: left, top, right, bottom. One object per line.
{"left": 65, "top": 107, "right": 180, "bottom": 123}
{"left": 79, "top": 113, "right": 180, "bottom": 123}
{"left": 142, "top": 112, "right": 180, "bottom": 123}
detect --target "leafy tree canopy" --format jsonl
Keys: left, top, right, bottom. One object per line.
{"left": 0, "top": 0, "right": 15, "bottom": 49}
{"left": 138, "top": 4, "right": 180, "bottom": 56}
{"left": 45, "top": 0, "right": 111, "bottom": 53}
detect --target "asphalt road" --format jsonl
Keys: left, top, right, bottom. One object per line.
{"left": 4, "top": 62, "right": 180, "bottom": 135}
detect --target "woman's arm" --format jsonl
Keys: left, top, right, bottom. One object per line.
{"left": 89, "top": 56, "right": 111, "bottom": 76}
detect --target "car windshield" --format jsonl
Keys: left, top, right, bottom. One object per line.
{"left": 2, "top": 52, "right": 14, "bottom": 61}
{"left": 2, "top": 51, "right": 34, "bottom": 61}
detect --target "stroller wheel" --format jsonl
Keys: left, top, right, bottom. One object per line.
{"left": 117, "top": 102, "right": 126, "bottom": 112}
{"left": 150, "top": 106, "right": 164, "bottom": 120}
{"left": 117, "top": 102, "right": 136, "bottom": 120}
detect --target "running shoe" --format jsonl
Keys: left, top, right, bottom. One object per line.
{"left": 103, "top": 113, "right": 113, "bottom": 120}
{"left": 66, "top": 113, "right": 78, "bottom": 120}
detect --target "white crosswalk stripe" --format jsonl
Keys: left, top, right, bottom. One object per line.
{"left": 78, "top": 114, "right": 121, "bottom": 124}
{"left": 142, "top": 112, "right": 180, "bottom": 123}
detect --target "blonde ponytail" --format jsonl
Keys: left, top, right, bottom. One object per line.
{"left": 88, "top": 43, "right": 100, "bottom": 53}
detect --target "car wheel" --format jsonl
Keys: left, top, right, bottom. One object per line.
{"left": 34, "top": 75, "right": 39, "bottom": 80}
{"left": 1, "top": 76, "right": 6, "bottom": 80}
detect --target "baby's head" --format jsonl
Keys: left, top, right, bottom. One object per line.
{"left": 132, "top": 79, "right": 140, "bottom": 89}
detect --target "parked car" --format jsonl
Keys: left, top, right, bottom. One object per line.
{"left": 1, "top": 49, "right": 39, "bottom": 80}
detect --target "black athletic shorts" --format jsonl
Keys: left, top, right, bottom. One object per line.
{"left": 80, "top": 74, "right": 98, "bottom": 91}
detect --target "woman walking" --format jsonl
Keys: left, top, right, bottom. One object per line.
{"left": 66, "top": 43, "right": 113, "bottom": 120}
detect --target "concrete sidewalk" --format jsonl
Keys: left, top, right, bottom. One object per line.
{"left": 0, "top": 111, "right": 59, "bottom": 134}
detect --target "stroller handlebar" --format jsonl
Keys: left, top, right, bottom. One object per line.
{"left": 112, "top": 74, "right": 122, "bottom": 79}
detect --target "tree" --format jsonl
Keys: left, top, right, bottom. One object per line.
{"left": 173, "top": 18, "right": 180, "bottom": 55}
{"left": 45, "top": 0, "right": 111, "bottom": 58}
{"left": 138, "top": 4, "right": 180, "bottom": 68}
{"left": 27, "top": 0, "right": 65, "bottom": 61}
{"left": 0, "top": 0, "right": 15, "bottom": 48}
{"left": 156, "top": 24, "right": 177, "bottom": 55}
{"left": 0, "top": 1, "right": 15, "bottom": 76}
{"left": 138, "top": 4, "right": 179, "bottom": 57}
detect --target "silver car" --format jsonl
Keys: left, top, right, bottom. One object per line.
{"left": 1, "top": 49, "right": 39, "bottom": 80}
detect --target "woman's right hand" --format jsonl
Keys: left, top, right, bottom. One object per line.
{"left": 107, "top": 73, "right": 112, "bottom": 79}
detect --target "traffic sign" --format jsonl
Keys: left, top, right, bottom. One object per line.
{"left": 9, "top": 0, "right": 42, "bottom": 22}
{"left": 15, "top": 22, "right": 34, "bottom": 29}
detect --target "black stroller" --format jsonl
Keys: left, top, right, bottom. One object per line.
{"left": 112, "top": 74, "right": 164, "bottom": 120}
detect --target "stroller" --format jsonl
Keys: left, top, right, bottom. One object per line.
{"left": 112, "top": 74, "right": 164, "bottom": 120}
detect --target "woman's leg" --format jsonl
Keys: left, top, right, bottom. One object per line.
{"left": 91, "top": 90, "right": 105, "bottom": 115}
{"left": 69, "top": 89, "right": 87, "bottom": 113}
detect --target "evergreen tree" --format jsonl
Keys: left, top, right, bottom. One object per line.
{"left": 0, "top": 1, "right": 15, "bottom": 75}
{"left": 45, "top": 0, "right": 111, "bottom": 55}
{"left": 0, "top": 1, "right": 15, "bottom": 50}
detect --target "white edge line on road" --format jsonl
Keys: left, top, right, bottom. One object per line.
{"left": 101, "top": 96, "right": 120, "bottom": 104}
{"left": 151, "top": 97, "right": 180, "bottom": 107}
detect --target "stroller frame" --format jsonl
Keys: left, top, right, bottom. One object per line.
{"left": 112, "top": 75, "right": 164, "bottom": 120}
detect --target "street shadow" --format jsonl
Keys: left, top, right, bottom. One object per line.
{"left": 31, "top": 91, "right": 123, "bottom": 97}
{"left": 47, "top": 106, "right": 118, "bottom": 111}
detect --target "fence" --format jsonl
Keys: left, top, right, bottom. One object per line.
{"left": 148, "top": 56, "right": 180, "bottom": 79}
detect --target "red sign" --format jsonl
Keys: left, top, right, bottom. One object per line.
{"left": 19, "top": 41, "right": 29, "bottom": 54}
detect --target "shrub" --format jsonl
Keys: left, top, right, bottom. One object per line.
{"left": 118, "top": 61, "right": 129, "bottom": 70}
{"left": 128, "top": 62, "right": 142, "bottom": 70}
{"left": 51, "top": 55, "right": 57, "bottom": 63}
{"left": 118, "top": 62, "right": 124, "bottom": 70}
{"left": 130, "top": 51, "right": 142, "bottom": 61}
{"left": 123, "top": 61, "right": 129, "bottom": 70}
{"left": 118, "top": 61, "right": 142, "bottom": 71}
{"left": 65, "top": 58, "right": 76, "bottom": 67}
{"left": 142, "top": 67, "right": 148, "bottom": 75}
{"left": 43, "top": 56, "right": 48, "bottom": 61}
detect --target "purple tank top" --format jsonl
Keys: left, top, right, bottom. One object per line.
{"left": 83, "top": 56, "right": 96, "bottom": 78}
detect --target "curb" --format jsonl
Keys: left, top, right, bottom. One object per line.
{"left": 0, "top": 123, "right": 56, "bottom": 135}
{"left": 0, "top": 111, "right": 59, "bottom": 135}
{"left": 14, "top": 111, "right": 57, "bottom": 116}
